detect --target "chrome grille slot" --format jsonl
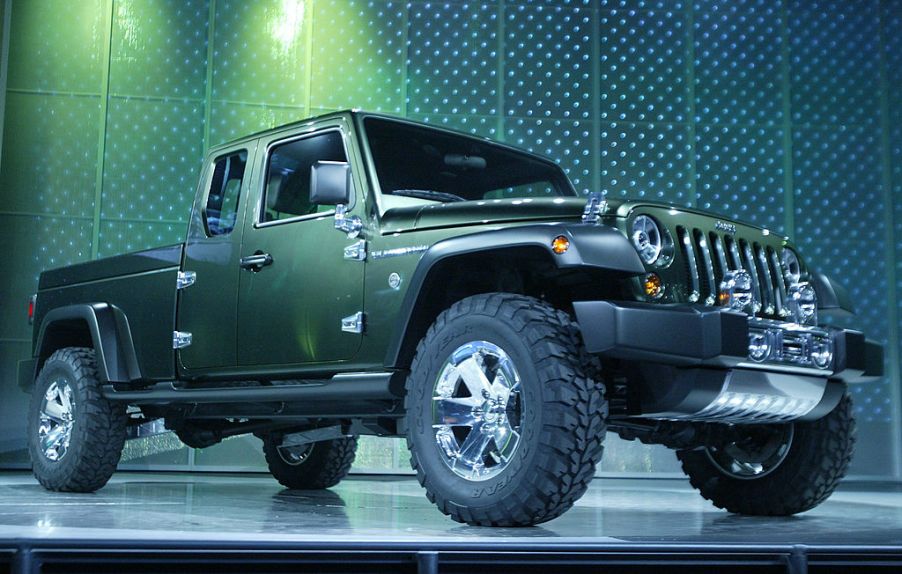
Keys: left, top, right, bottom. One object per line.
{"left": 740, "top": 240, "right": 763, "bottom": 313}
{"left": 709, "top": 232, "right": 729, "bottom": 277}
{"left": 677, "top": 227, "right": 701, "bottom": 302}
{"left": 694, "top": 230, "right": 717, "bottom": 305}
{"left": 754, "top": 243, "right": 776, "bottom": 315}
{"left": 725, "top": 236, "right": 743, "bottom": 272}
{"left": 768, "top": 247, "right": 789, "bottom": 317}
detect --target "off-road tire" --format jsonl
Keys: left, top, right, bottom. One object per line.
{"left": 27, "top": 347, "right": 127, "bottom": 492}
{"left": 676, "top": 393, "right": 855, "bottom": 515}
{"left": 405, "top": 293, "right": 607, "bottom": 526}
{"left": 262, "top": 434, "right": 358, "bottom": 489}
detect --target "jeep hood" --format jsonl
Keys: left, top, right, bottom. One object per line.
{"left": 380, "top": 197, "right": 617, "bottom": 233}
{"left": 378, "top": 195, "right": 774, "bottom": 235}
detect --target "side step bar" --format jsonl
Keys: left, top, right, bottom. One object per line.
{"left": 102, "top": 372, "right": 402, "bottom": 405}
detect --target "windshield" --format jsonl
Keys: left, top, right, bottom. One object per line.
{"left": 364, "top": 117, "right": 576, "bottom": 210}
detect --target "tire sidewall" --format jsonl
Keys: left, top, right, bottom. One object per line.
{"left": 407, "top": 311, "right": 544, "bottom": 510}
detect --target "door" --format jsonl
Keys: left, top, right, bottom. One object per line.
{"left": 177, "top": 143, "right": 256, "bottom": 372}
{"left": 236, "top": 126, "right": 365, "bottom": 367}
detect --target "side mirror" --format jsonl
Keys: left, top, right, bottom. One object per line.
{"left": 310, "top": 161, "right": 352, "bottom": 206}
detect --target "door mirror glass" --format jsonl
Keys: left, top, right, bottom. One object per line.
{"left": 310, "top": 161, "right": 352, "bottom": 206}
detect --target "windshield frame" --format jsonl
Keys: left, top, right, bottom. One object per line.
{"left": 354, "top": 114, "right": 578, "bottom": 217}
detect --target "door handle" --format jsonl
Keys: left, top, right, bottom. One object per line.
{"left": 239, "top": 251, "right": 273, "bottom": 272}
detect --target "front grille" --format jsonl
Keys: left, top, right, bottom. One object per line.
{"left": 677, "top": 226, "right": 789, "bottom": 319}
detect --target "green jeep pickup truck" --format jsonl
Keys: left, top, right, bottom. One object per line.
{"left": 19, "top": 111, "right": 883, "bottom": 526}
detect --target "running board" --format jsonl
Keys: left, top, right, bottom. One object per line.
{"left": 102, "top": 372, "right": 402, "bottom": 405}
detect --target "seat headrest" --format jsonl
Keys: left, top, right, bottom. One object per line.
{"left": 266, "top": 171, "right": 314, "bottom": 216}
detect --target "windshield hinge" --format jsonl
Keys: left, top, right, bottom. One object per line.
{"left": 177, "top": 271, "right": 197, "bottom": 290}
{"left": 343, "top": 240, "right": 367, "bottom": 261}
{"left": 581, "top": 191, "right": 607, "bottom": 224}
{"left": 172, "top": 331, "right": 193, "bottom": 349}
{"left": 341, "top": 312, "right": 365, "bottom": 334}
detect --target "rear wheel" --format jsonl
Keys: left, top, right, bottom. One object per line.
{"left": 676, "top": 393, "right": 855, "bottom": 515}
{"left": 27, "top": 347, "right": 127, "bottom": 492}
{"left": 405, "top": 293, "right": 607, "bottom": 526}
{"left": 262, "top": 433, "right": 358, "bottom": 489}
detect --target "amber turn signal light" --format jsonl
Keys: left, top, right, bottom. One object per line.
{"left": 551, "top": 235, "right": 570, "bottom": 254}
{"left": 644, "top": 273, "right": 663, "bottom": 299}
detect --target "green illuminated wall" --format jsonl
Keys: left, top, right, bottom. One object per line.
{"left": 1, "top": 0, "right": 901, "bottom": 478}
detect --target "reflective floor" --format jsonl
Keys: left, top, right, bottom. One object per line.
{"left": 0, "top": 471, "right": 900, "bottom": 546}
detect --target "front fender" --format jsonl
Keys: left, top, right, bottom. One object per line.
{"left": 383, "top": 223, "right": 645, "bottom": 368}
{"left": 34, "top": 303, "right": 141, "bottom": 385}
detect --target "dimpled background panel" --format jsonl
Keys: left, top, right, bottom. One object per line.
{"left": 407, "top": 2, "right": 499, "bottom": 117}
{"left": 599, "top": 8, "right": 689, "bottom": 123}
{"left": 0, "top": 0, "right": 900, "bottom": 477}
{"left": 695, "top": 125, "right": 784, "bottom": 232}
{"left": 505, "top": 4, "right": 592, "bottom": 120}
{"left": 692, "top": 2, "right": 783, "bottom": 126}
{"left": 602, "top": 121, "right": 694, "bottom": 205}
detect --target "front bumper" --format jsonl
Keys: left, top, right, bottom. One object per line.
{"left": 572, "top": 301, "right": 883, "bottom": 423}
{"left": 573, "top": 301, "right": 883, "bottom": 382}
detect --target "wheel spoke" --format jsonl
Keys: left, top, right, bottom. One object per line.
{"left": 41, "top": 425, "right": 66, "bottom": 451}
{"left": 433, "top": 397, "right": 481, "bottom": 426}
{"left": 58, "top": 386, "right": 72, "bottom": 414}
{"left": 456, "top": 356, "right": 492, "bottom": 399}
{"left": 42, "top": 400, "right": 66, "bottom": 421}
{"left": 492, "top": 421, "right": 520, "bottom": 461}
{"left": 456, "top": 424, "right": 493, "bottom": 466}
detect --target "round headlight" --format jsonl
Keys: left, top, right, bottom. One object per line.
{"left": 631, "top": 215, "right": 665, "bottom": 265}
{"left": 782, "top": 248, "right": 802, "bottom": 285}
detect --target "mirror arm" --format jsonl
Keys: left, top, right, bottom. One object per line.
{"left": 334, "top": 204, "right": 363, "bottom": 238}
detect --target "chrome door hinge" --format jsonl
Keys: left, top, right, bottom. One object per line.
{"left": 343, "top": 239, "right": 367, "bottom": 261}
{"left": 177, "top": 271, "right": 197, "bottom": 289}
{"left": 172, "top": 331, "right": 193, "bottom": 349}
{"left": 341, "top": 312, "right": 365, "bottom": 334}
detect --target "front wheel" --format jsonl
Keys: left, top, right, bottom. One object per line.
{"left": 27, "top": 347, "right": 128, "bottom": 492}
{"left": 677, "top": 392, "right": 855, "bottom": 515}
{"left": 405, "top": 293, "right": 607, "bottom": 526}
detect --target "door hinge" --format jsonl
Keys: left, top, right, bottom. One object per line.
{"left": 177, "top": 271, "right": 197, "bottom": 289}
{"left": 172, "top": 331, "right": 193, "bottom": 349}
{"left": 343, "top": 239, "right": 367, "bottom": 261}
{"left": 341, "top": 312, "right": 365, "bottom": 334}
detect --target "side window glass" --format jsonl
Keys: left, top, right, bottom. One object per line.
{"left": 205, "top": 151, "right": 247, "bottom": 236}
{"left": 262, "top": 131, "right": 347, "bottom": 223}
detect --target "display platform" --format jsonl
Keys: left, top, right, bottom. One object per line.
{"left": 0, "top": 471, "right": 900, "bottom": 573}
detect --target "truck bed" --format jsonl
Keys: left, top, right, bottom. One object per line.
{"left": 34, "top": 244, "right": 185, "bottom": 381}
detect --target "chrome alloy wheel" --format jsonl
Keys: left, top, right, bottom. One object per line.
{"left": 431, "top": 341, "right": 524, "bottom": 482}
{"left": 706, "top": 424, "right": 795, "bottom": 480}
{"left": 38, "top": 380, "right": 75, "bottom": 462}
{"left": 277, "top": 443, "right": 314, "bottom": 466}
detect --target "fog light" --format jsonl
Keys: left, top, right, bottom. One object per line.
{"left": 810, "top": 339, "right": 833, "bottom": 369}
{"left": 719, "top": 270, "right": 753, "bottom": 312}
{"left": 551, "top": 235, "right": 570, "bottom": 254}
{"left": 788, "top": 282, "right": 817, "bottom": 325}
{"left": 644, "top": 273, "right": 664, "bottom": 299}
{"left": 748, "top": 331, "right": 771, "bottom": 362}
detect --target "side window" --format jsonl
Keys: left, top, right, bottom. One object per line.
{"left": 262, "top": 131, "right": 347, "bottom": 223}
{"left": 205, "top": 151, "right": 247, "bottom": 236}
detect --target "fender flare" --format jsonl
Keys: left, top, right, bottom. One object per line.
{"left": 383, "top": 222, "right": 645, "bottom": 368}
{"left": 34, "top": 303, "right": 142, "bottom": 384}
